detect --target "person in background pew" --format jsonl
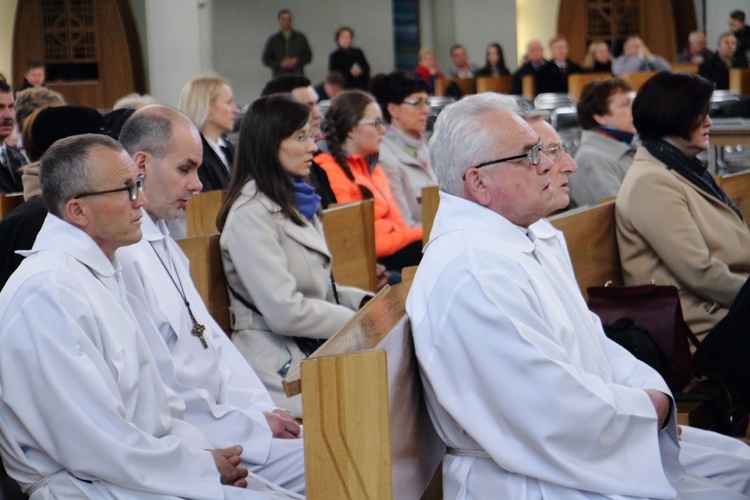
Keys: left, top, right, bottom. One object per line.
{"left": 413, "top": 47, "right": 443, "bottom": 95}
{"left": 179, "top": 75, "right": 238, "bottom": 192}
{"left": 612, "top": 35, "right": 670, "bottom": 76}
{"left": 617, "top": 71, "right": 750, "bottom": 406}
{"left": 117, "top": 105, "right": 306, "bottom": 496}
{"left": 448, "top": 44, "right": 478, "bottom": 78}
{"left": 582, "top": 41, "right": 612, "bottom": 73}
{"left": 369, "top": 70, "right": 436, "bottom": 226}
{"left": 408, "top": 91, "right": 750, "bottom": 499}
{"left": 317, "top": 90, "right": 424, "bottom": 272}
{"left": 699, "top": 32, "right": 739, "bottom": 91}
{"left": 536, "top": 36, "right": 582, "bottom": 94}
{"left": 570, "top": 77, "right": 636, "bottom": 206}
{"left": 675, "top": 31, "right": 711, "bottom": 65}
{"left": 0, "top": 81, "right": 27, "bottom": 194}
{"left": 477, "top": 42, "right": 510, "bottom": 77}
{"left": 216, "top": 94, "right": 372, "bottom": 418}
{"left": 511, "top": 39, "right": 548, "bottom": 95}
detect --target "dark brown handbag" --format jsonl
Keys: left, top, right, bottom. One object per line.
{"left": 587, "top": 283, "right": 692, "bottom": 392}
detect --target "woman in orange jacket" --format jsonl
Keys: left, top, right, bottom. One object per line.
{"left": 316, "top": 90, "right": 423, "bottom": 272}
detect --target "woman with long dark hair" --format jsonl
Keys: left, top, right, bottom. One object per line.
{"left": 477, "top": 42, "right": 510, "bottom": 77}
{"left": 316, "top": 90, "right": 423, "bottom": 272}
{"left": 217, "top": 94, "right": 370, "bottom": 417}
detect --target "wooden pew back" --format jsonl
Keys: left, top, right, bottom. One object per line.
{"left": 716, "top": 170, "right": 750, "bottom": 223}
{"left": 283, "top": 283, "right": 444, "bottom": 499}
{"left": 175, "top": 234, "right": 231, "bottom": 333}
{"left": 322, "top": 200, "right": 378, "bottom": 292}
{"left": 434, "top": 77, "right": 477, "bottom": 97}
{"left": 475, "top": 76, "right": 512, "bottom": 94}
{"left": 0, "top": 193, "right": 24, "bottom": 220}
{"left": 730, "top": 69, "right": 750, "bottom": 96}
{"left": 549, "top": 201, "right": 623, "bottom": 300}
{"left": 186, "top": 190, "right": 226, "bottom": 237}
{"left": 670, "top": 63, "right": 698, "bottom": 74}
{"left": 567, "top": 72, "right": 611, "bottom": 101}
{"left": 620, "top": 71, "right": 658, "bottom": 92}
{"left": 521, "top": 74, "right": 536, "bottom": 97}
{"left": 421, "top": 186, "right": 440, "bottom": 247}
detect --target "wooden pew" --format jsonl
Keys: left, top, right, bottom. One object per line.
{"left": 670, "top": 63, "right": 698, "bottom": 74}
{"left": 475, "top": 76, "right": 512, "bottom": 94}
{"left": 0, "top": 193, "right": 24, "bottom": 220}
{"left": 716, "top": 170, "right": 750, "bottom": 224}
{"left": 176, "top": 233, "right": 231, "bottom": 334}
{"left": 421, "top": 186, "right": 440, "bottom": 247}
{"left": 283, "top": 283, "right": 444, "bottom": 499}
{"left": 549, "top": 201, "right": 622, "bottom": 300}
{"left": 186, "top": 190, "right": 227, "bottom": 237}
{"left": 567, "top": 72, "right": 611, "bottom": 101}
{"left": 434, "top": 77, "right": 476, "bottom": 97}
{"left": 322, "top": 200, "right": 378, "bottom": 292}
{"left": 730, "top": 69, "right": 750, "bottom": 96}
{"left": 521, "top": 74, "right": 536, "bottom": 97}
{"left": 619, "top": 71, "right": 657, "bottom": 91}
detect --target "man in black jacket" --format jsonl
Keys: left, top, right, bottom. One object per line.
{"left": 261, "top": 10, "right": 313, "bottom": 78}
{"left": 699, "top": 32, "right": 738, "bottom": 90}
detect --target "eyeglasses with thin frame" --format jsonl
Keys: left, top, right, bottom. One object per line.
{"left": 463, "top": 143, "right": 546, "bottom": 180}
{"left": 74, "top": 174, "right": 145, "bottom": 202}
{"left": 358, "top": 118, "right": 385, "bottom": 130}
{"left": 402, "top": 98, "right": 430, "bottom": 108}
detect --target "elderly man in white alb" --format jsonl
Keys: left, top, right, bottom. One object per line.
{"left": 117, "top": 105, "right": 305, "bottom": 497}
{"left": 0, "top": 133, "right": 288, "bottom": 499}
{"left": 406, "top": 92, "right": 750, "bottom": 499}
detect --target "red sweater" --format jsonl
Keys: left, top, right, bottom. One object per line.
{"left": 316, "top": 152, "right": 422, "bottom": 258}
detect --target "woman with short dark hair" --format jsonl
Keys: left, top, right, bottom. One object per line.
{"left": 616, "top": 71, "right": 750, "bottom": 404}
{"left": 369, "top": 70, "right": 435, "bottom": 226}
{"left": 217, "top": 94, "right": 370, "bottom": 417}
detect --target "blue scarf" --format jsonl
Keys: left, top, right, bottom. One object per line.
{"left": 591, "top": 125, "right": 635, "bottom": 147}
{"left": 292, "top": 178, "right": 321, "bottom": 222}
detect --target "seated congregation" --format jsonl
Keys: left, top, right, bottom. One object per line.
{"left": 4, "top": 36, "right": 750, "bottom": 500}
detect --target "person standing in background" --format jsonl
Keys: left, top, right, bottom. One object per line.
{"left": 328, "top": 27, "right": 370, "bottom": 90}
{"left": 261, "top": 10, "right": 312, "bottom": 78}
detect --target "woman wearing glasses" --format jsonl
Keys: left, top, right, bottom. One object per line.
{"left": 316, "top": 90, "right": 423, "bottom": 273}
{"left": 369, "top": 71, "right": 436, "bottom": 227}
{"left": 216, "top": 95, "right": 371, "bottom": 417}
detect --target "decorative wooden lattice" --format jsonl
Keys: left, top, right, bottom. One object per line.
{"left": 40, "top": 0, "right": 97, "bottom": 63}
{"left": 586, "top": 0, "right": 640, "bottom": 40}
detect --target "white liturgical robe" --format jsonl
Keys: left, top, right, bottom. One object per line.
{"left": 119, "top": 211, "right": 305, "bottom": 493}
{"left": 0, "top": 214, "right": 268, "bottom": 499}
{"left": 407, "top": 192, "right": 750, "bottom": 499}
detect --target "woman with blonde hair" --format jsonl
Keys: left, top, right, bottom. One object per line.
{"left": 414, "top": 47, "right": 443, "bottom": 94}
{"left": 179, "top": 74, "right": 238, "bottom": 191}
{"left": 583, "top": 41, "right": 612, "bottom": 73}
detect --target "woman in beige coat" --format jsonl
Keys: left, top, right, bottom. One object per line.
{"left": 217, "top": 95, "right": 370, "bottom": 417}
{"left": 616, "top": 71, "right": 750, "bottom": 403}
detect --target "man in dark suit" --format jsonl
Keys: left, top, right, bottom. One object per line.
{"left": 699, "top": 32, "right": 738, "bottom": 90}
{"left": 511, "top": 40, "right": 548, "bottom": 95}
{"left": 0, "top": 81, "right": 28, "bottom": 194}
{"left": 536, "top": 36, "right": 582, "bottom": 94}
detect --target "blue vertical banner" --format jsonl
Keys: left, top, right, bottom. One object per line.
{"left": 393, "top": 0, "right": 420, "bottom": 71}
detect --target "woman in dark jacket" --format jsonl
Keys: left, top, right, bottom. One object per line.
{"left": 477, "top": 43, "right": 510, "bottom": 77}
{"left": 328, "top": 26, "right": 371, "bottom": 90}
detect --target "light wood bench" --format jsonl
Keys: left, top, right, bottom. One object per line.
{"left": 186, "top": 190, "right": 227, "bottom": 237}
{"left": 322, "top": 200, "right": 378, "bottom": 292}
{"left": 620, "top": 70, "right": 658, "bottom": 92}
{"left": 670, "top": 63, "right": 698, "bottom": 74}
{"left": 521, "top": 74, "right": 536, "bottom": 97}
{"left": 175, "top": 233, "right": 230, "bottom": 334}
{"left": 421, "top": 186, "right": 440, "bottom": 247}
{"left": 434, "top": 77, "right": 476, "bottom": 97}
{"left": 0, "top": 193, "right": 24, "bottom": 220}
{"left": 730, "top": 69, "right": 750, "bottom": 96}
{"left": 716, "top": 170, "right": 750, "bottom": 224}
{"left": 475, "top": 75, "right": 512, "bottom": 94}
{"left": 567, "top": 72, "right": 612, "bottom": 102}
{"left": 283, "top": 283, "right": 444, "bottom": 499}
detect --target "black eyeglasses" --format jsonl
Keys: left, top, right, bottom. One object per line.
{"left": 74, "top": 174, "right": 145, "bottom": 202}
{"left": 463, "top": 143, "right": 545, "bottom": 180}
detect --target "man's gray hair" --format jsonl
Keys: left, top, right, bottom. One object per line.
{"left": 40, "top": 134, "right": 124, "bottom": 218}
{"left": 428, "top": 93, "right": 518, "bottom": 196}
{"left": 119, "top": 105, "right": 187, "bottom": 159}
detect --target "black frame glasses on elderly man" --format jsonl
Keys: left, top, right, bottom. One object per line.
{"left": 74, "top": 174, "right": 145, "bottom": 202}
{"left": 463, "top": 143, "right": 545, "bottom": 180}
